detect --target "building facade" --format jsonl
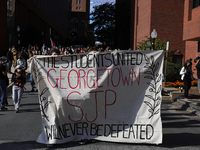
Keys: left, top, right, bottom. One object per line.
{"left": 133, "top": 0, "right": 185, "bottom": 66}
{"left": 183, "top": 0, "right": 200, "bottom": 72}
{"left": 71, "top": 0, "right": 94, "bottom": 46}
{"left": 7, "top": 0, "right": 70, "bottom": 51}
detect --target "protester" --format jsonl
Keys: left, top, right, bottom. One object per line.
{"left": 11, "top": 65, "right": 26, "bottom": 113}
{"left": 12, "top": 47, "right": 18, "bottom": 68}
{"left": 3, "top": 59, "right": 9, "bottom": 105}
{"left": 50, "top": 48, "right": 60, "bottom": 55}
{"left": 0, "top": 56, "right": 8, "bottom": 110}
{"left": 180, "top": 59, "right": 192, "bottom": 99}
{"left": 41, "top": 43, "right": 46, "bottom": 53}
{"left": 17, "top": 53, "right": 27, "bottom": 70}
{"left": 195, "top": 58, "right": 200, "bottom": 95}
{"left": 7, "top": 47, "right": 13, "bottom": 73}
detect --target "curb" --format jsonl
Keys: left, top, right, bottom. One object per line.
{"left": 173, "top": 98, "right": 200, "bottom": 117}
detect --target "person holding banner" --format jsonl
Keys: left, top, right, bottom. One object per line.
{"left": 11, "top": 65, "right": 26, "bottom": 113}
{"left": 180, "top": 60, "right": 192, "bottom": 99}
{"left": 50, "top": 48, "right": 60, "bottom": 56}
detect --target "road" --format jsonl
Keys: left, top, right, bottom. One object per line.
{"left": 0, "top": 79, "right": 200, "bottom": 150}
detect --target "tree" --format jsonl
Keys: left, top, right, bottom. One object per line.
{"left": 137, "top": 36, "right": 176, "bottom": 61}
{"left": 137, "top": 36, "right": 178, "bottom": 82}
{"left": 90, "top": 3, "right": 115, "bottom": 46}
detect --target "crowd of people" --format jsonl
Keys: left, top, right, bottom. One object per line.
{"left": 1, "top": 43, "right": 124, "bottom": 113}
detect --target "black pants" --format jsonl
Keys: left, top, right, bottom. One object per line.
{"left": 183, "top": 76, "right": 191, "bottom": 98}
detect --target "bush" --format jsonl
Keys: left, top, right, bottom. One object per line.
{"left": 163, "top": 61, "right": 182, "bottom": 82}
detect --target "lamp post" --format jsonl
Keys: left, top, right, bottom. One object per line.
{"left": 151, "top": 29, "right": 157, "bottom": 50}
{"left": 164, "top": 41, "right": 169, "bottom": 83}
{"left": 146, "top": 40, "right": 152, "bottom": 50}
{"left": 17, "top": 26, "right": 21, "bottom": 48}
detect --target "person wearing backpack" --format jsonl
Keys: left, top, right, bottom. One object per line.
{"left": 11, "top": 65, "right": 26, "bottom": 113}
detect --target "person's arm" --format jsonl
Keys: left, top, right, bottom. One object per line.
{"left": 180, "top": 67, "right": 185, "bottom": 75}
{"left": 195, "top": 60, "right": 200, "bottom": 70}
{"left": 11, "top": 73, "right": 15, "bottom": 82}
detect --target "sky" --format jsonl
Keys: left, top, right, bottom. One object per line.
{"left": 90, "top": 0, "right": 116, "bottom": 44}
{"left": 90, "top": 0, "right": 115, "bottom": 13}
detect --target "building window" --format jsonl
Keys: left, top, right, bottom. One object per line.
{"left": 76, "top": 7, "right": 78, "bottom": 10}
{"left": 72, "top": 18, "right": 78, "bottom": 30}
{"left": 79, "top": 7, "right": 81, "bottom": 10}
{"left": 76, "top": 0, "right": 81, "bottom": 4}
{"left": 172, "top": 55, "right": 183, "bottom": 66}
{"left": 193, "top": 0, "right": 200, "bottom": 8}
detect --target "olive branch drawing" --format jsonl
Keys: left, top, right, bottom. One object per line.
{"left": 33, "top": 57, "right": 51, "bottom": 121}
{"left": 144, "top": 54, "right": 162, "bottom": 119}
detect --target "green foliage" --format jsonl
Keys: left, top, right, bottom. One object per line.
{"left": 137, "top": 36, "right": 167, "bottom": 51}
{"left": 164, "top": 61, "right": 182, "bottom": 82}
{"left": 90, "top": 3, "right": 115, "bottom": 45}
{"left": 137, "top": 36, "right": 176, "bottom": 61}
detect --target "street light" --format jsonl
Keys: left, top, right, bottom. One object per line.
{"left": 164, "top": 41, "right": 169, "bottom": 83}
{"left": 146, "top": 40, "right": 152, "bottom": 50}
{"left": 151, "top": 29, "right": 157, "bottom": 50}
{"left": 17, "top": 26, "right": 21, "bottom": 46}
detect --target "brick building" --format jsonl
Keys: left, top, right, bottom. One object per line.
{"left": 133, "top": 0, "right": 185, "bottom": 66}
{"left": 0, "top": 0, "right": 8, "bottom": 55}
{"left": 71, "top": 0, "right": 94, "bottom": 46}
{"left": 7, "top": 0, "right": 70, "bottom": 51}
{"left": 183, "top": 0, "right": 200, "bottom": 72}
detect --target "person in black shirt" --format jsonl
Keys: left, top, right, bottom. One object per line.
{"left": 195, "top": 59, "right": 200, "bottom": 93}
{"left": 11, "top": 65, "right": 26, "bottom": 113}
{"left": 0, "top": 57, "right": 8, "bottom": 110}
{"left": 180, "top": 60, "right": 192, "bottom": 99}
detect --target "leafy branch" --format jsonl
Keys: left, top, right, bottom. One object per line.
{"left": 144, "top": 54, "right": 162, "bottom": 119}
{"left": 34, "top": 58, "right": 50, "bottom": 121}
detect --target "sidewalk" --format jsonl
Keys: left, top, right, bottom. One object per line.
{"left": 163, "top": 87, "right": 200, "bottom": 117}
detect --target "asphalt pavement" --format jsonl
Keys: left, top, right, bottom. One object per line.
{"left": 0, "top": 67, "right": 200, "bottom": 149}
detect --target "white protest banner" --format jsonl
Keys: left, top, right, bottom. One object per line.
{"left": 30, "top": 50, "right": 164, "bottom": 145}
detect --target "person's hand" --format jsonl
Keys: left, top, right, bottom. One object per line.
{"left": 29, "top": 56, "right": 33, "bottom": 61}
{"left": 184, "top": 71, "right": 187, "bottom": 73}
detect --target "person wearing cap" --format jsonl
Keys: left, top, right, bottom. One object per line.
{"left": 11, "top": 65, "right": 26, "bottom": 113}
{"left": 180, "top": 59, "right": 192, "bottom": 99}
{"left": 0, "top": 57, "right": 8, "bottom": 110}
{"left": 12, "top": 47, "right": 17, "bottom": 68}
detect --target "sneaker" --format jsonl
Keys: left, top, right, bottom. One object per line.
{"left": 79, "top": 139, "right": 88, "bottom": 145}
{"left": 1, "top": 106, "right": 8, "bottom": 111}
{"left": 31, "top": 89, "right": 34, "bottom": 92}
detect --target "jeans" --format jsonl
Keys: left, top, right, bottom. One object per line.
{"left": 8, "top": 61, "right": 12, "bottom": 73}
{"left": 12, "top": 85, "right": 23, "bottom": 110}
{"left": 0, "top": 79, "right": 7, "bottom": 106}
